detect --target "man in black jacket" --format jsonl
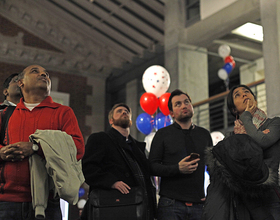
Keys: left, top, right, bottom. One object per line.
{"left": 82, "top": 103, "right": 156, "bottom": 220}
{"left": 149, "top": 89, "right": 213, "bottom": 220}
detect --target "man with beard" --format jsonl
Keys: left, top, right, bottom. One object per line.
{"left": 149, "top": 89, "right": 213, "bottom": 220}
{"left": 82, "top": 103, "right": 156, "bottom": 220}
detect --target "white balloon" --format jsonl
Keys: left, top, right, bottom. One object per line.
{"left": 218, "top": 68, "right": 228, "bottom": 80}
{"left": 142, "top": 65, "right": 171, "bottom": 98}
{"left": 77, "top": 199, "right": 87, "bottom": 209}
{"left": 210, "top": 131, "right": 225, "bottom": 146}
{"left": 218, "top": 44, "right": 231, "bottom": 58}
{"left": 144, "top": 132, "right": 156, "bottom": 153}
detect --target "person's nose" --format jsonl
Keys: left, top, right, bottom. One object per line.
{"left": 40, "top": 72, "right": 47, "bottom": 77}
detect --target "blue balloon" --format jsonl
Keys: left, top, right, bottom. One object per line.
{"left": 223, "top": 62, "right": 233, "bottom": 74}
{"left": 136, "top": 113, "right": 153, "bottom": 135}
{"left": 154, "top": 112, "right": 172, "bottom": 130}
{"left": 205, "top": 165, "right": 209, "bottom": 175}
{"left": 79, "top": 188, "right": 85, "bottom": 197}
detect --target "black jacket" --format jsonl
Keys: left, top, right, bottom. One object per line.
{"left": 202, "top": 134, "right": 278, "bottom": 220}
{"left": 82, "top": 127, "right": 156, "bottom": 219}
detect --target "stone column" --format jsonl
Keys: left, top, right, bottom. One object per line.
{"left": 164, "top": 0, "right": 210, "bottom": 129}
{"left": 260, "top": 0, "right": 280, "bottom": 117}
{"left": 85, "top": 76, "right": 106, "bottom": 141}
{"left": 239, "top": 58, "right": 266, "bottom": 113}
{"left": 126, "top": 79, "right": 139, "bottom": 139}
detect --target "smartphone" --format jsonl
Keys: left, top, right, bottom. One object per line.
{"left": 189, "top": 153, "right": 200, "bottom": 161}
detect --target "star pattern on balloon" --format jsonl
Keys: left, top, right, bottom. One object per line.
{"left": 142, "top": 65, "right": 170, "bottom": 98}
{"left": 137, "top": 65, "right": 172, "bottom": 135}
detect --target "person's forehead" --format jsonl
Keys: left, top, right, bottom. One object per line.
{"left": 10, "top": 76, "right": 18, "bottom": 83}
{"left": 172, "top": 94, "right": 189, "bottom": 103}
{"left": 24, "top": 65, "right": 45, "bottom": 73}
{"left": 233, "top": 87, "right": 247, "bottom": 95}
{"left": 114, "top": 106, "right": 129, "bottom": 112}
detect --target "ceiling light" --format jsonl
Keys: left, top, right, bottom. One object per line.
{"left": 231, "top": 22, "right": 263, "bottom": 42}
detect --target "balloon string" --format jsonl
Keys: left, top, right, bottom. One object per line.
{"left": 155, "top": 108, "right": 158, "bottom": 131}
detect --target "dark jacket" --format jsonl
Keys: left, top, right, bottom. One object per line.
{"left": 202, "top": 134, "right": 278, "bottom": 220}
{"left": 82, "top": 127, "right": 156, "bottom": 219}
{"left": 239, "top": 113, "right": 280, "bottom": 179}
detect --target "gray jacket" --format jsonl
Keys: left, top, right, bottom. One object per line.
{"left": 29, "top": 129, "right": 85, "bottom": 219}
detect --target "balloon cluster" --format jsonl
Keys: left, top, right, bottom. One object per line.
{"left": 217, "top": 45, "right": 236, "bottom": 81}
{"left": 136, "top": 65, "right": 173, "bottom": 135}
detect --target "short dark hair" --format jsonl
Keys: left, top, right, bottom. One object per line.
{"left": 108, "top": 103, "right": 131, "bottom": 121}
{"left": 17, "top": 70, "right": 25, "bottom": 82}
{"left": 227, "top": 84, "right": 256, "bottom": 118}
{"left": 3, "top": 73, "right": 19, "bottom": 99}
{"left": 3, "top": 73, "right": 18, "bottom": 90}
{"left": 168, "top": 89, "right": 192, "bottom": 112}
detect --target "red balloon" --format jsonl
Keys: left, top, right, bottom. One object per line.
{"left": 158, "top": 93, "right": 171, "bottom": 116}
{"left": 224, "top": 56, "right": 236, "bottom": 68}
{"left": 231, "top": 60, "right": 236, "bottom": 68}
{"left": 140, "top": 92, "right": 159, "bottom": 115}
{"left": 224, "top": 55, "right": 234, "bottom": 63}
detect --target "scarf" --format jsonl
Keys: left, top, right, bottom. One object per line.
{"left": 234, "top": 108, "right": 267, "bottom": 134}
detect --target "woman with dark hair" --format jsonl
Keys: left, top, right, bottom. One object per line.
{"left": 202, "top": 84, "right": 280, "bottom": 220}
{"left": 227, "top": 85, "right": 256, "bottom": 119}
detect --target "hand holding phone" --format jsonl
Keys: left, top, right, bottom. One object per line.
{"left": 189, "top": 153, "right": 200, "bottom": 161}
{"left": 179, "top": 154, "right": 200, "bottom": 174}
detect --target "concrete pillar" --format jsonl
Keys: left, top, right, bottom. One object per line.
{"left": 164, "top": 0, "right": 186, "bottom": 91}
{"left": 85, "top": 76, "right": 106, "bottom": 141}
{"left": 260, "top": 0, "right": 280, "bottom": 117}
{"left": 240, "top": 58, "right": 264, "bottom": 84}
{"left": 240, "top": 58, "right": 266, "bottom": 113}
{"left": 126, "top": 79, "right": 138, "bottom": 139}
{"left": 164, "top": 0, "right": 210, "bottom": 129}
{"left": 177, "top": 44, "right": 208, "bottom": 102}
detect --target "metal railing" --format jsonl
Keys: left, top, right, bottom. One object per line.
{"left": 192, "top": 79, "right": 266, "bottom": 134}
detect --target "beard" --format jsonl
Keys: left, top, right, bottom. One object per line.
{"left": 177, "top": 111, "right": 193, "bottom": 122}
{"left": 112, "top": 117, "right": 132, "bottom": 128}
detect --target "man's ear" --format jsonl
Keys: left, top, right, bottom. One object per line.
{"left": 3, "top": 88, "right": 8, "bottom": 97}
{"left": 169, "top": 110, "right": 174, "bottom": 118}
{"left": 17, "top": 79, "right": 23, "bottom": 88}
{"left": 109, "top": 118, "right": 113, "bottom": 126}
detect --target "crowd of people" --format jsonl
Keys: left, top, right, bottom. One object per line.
{"left": 0, "top": 64, "right": 279, "bottom": 220}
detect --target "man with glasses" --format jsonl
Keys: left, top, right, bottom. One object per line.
{"left": 0, "top": 73, "right": 21, "bottom": 109}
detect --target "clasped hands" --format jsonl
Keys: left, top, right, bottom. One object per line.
{"left": 0, "top": 142, "right": 33, "bottom": 162}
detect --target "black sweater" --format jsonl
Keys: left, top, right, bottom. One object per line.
{"left": 148, "top": 122, "right": 212, "bottom": 202}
